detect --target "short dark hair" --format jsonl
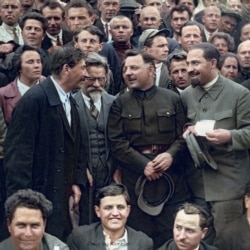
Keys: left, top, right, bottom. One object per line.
{"left": 170, "top": 5, "right": 192, "bottom": 20}
{"left": 167, "top": 49, "right": 187, "bottom": 70}
{"left": 40, "top": 0, "right": 65, "bottom": 18}
{"left": 20, "top": 12, "right": 47, "bottom": 33}
{"left": 95, "top": 184, "right": 130, "bottom": 206}
{"left": 143, "top": 34, "right": 168, "bottom": 48}
{"left": 5, "top": 189, "right": 53, "bottom": 222}
{"left": 179, "top": 20, "right": 203, "bottom": 37}
{"left": 11, "top": 45, "right": 42, "bottom": 78}
{"left": 174, "top": 0, "right": 199, "bottom": 7}
{"left": 124, "top": 49, "right": 155, "bottom": 66}
{"left": 218, "top": 52, "right": 240, "bottom": 72}
{"left": 209, "top": 32, "right": 235, "bottom": 52}
{"left": 74, "top": 25, "right": 105, "bottom": 44}
{"left": 189, "top": 42, "right": 220, "bottom": 67}
{"left": 51, "top": 47, "right": 87, "bottom": 76}
{"left": 65, "top": 0, "right": 94, "bottom": 17}
{"left": 175, "top": 203, "right": 208, "bottom": 229}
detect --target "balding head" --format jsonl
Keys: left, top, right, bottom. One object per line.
{"left": 139, "top": 6, "right": 162, "bottom": 31}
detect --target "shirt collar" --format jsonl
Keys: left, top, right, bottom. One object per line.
{"left": 202, "top": 74, "right": 219, "bottom": 91}
{"left": 46, "top": 29, "right": 62, "bottom": 42}
{"left": 51, "top": 76, "right": 70, "bottom": 104}
{"left": 133, "top": 85, "right": 156, "bottom": 99}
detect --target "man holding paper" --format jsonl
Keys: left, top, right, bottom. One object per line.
{"left": 182, "top": 42, "right": 250, "bottom": 246}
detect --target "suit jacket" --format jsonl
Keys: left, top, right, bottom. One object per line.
{"left": 159, "top": 63, "right": 171, "bottom": 89}
{"left": 0, "top": 79, "right": 21, "bottom": 125}
{"left": 41, "top": 30, "right": 73, "bottom": 51}
{"left": 216, "top": 214, "right": 250, "bottom": 250}
{"left": 75, "top": 91, "right": 116, "bottom": 183}
{"left": 4, "top": 77, "right": 86, "bottom": 239}
{"left": 181, "top": 75, "right": 250, "bottom": 201}
{"left": 67, "top": 222, "right": 154, "bottom": 250}
{"left": 158, "top": 239, "right": 218, "bottom": 250}
{"left": 0, "top": 233, "right": 69, "bottom": 250}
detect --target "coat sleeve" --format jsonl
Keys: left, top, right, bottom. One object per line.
{"left": 4, "top": 91, "right": 39, "bottom": 197}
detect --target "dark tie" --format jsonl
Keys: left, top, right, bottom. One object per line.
{"left": 89, "top": 99, "right": 99, "bottom": 119}
{"left": 56, "top": 35, "right": 62, "bottom": 46}
{"left": 13, "top": 27, "right": 19, "bottom": 43}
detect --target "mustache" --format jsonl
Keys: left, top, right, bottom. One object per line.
{"left": 87, "top": 86, "right": 105, "bottom": 93}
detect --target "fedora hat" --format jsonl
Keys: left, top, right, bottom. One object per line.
{"left": 135, "top": 172, "right": 175, "bottom": 216}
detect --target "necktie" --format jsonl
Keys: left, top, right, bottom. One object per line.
{"left": 13, "top": 27, "right": 19, "bottom": 44}
{"left": 64, "top": 95, "right": 71, "bottom": 126}
{"left": 56, "top": 35, "right": 62, "bottom": 46}
{"left": 89, "top": 98, "right": 99, "bottom": 119}
{"left": 105, "top": 23, "right": 109, "bottom": 38}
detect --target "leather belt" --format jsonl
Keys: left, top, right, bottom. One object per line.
{"left": 135, "top": 144, "right": 169, "bottom": 155}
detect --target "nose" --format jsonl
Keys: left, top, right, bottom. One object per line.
{"left": 178, "top": 71, "right": 184, "bottom": 78}
{"left": 177, "top": 19, "right": 182, "bottom": 25}
{"left": 187, "top": 64, "right": 194, "bottom": 73}
{"left": 178, "top": 229, "right": 186, "bottom": 240}
{"left": 111, "top": 207, "right": 119, "bottom": 215}
{"left": 24, "top": 227, "right": 32, "bottom": 237}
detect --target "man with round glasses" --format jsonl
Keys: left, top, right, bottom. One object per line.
{"left": 74, "top": 52, "right": 116, "bottom": 226}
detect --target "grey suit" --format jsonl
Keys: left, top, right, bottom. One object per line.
{"left": 159, "top": 63, "right": 171, "bottom": 89}
{"left": 67, "top": 222, "right": 154, "bottom": 250}
{"left": 181, "top": 75, "right": 250, "bottom": 241}
{"left": 75, "top": 91, "right": 116, "bottom": 224}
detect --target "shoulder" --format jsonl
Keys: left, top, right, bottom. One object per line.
{"left": 43, "top": 233, "right": 69, "bottom": 250}
{"left": 200, "top": 241, "right": 219, "bottom": 250}
{"left": 0, "top": 237, "right": 13, "bottom": 249}
{"left": 127, "top": 226, "right": 153, "bottom": 245}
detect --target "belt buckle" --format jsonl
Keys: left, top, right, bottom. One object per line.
{"left": 152, "top": 144, "right": 158, "bottom": 155}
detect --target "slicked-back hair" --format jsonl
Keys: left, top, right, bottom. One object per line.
{"left": 65, "top": 0, "right": 94, "bottom": 17}
{"left": 86, "top": 52, "right": 109, "bottom": 74}
{"left": 20, "top": 12, "right": 48, "bottom": 33}
{"left": 179, "top": 20, "right": 203, "bottom": 37}
{"left": 11, "top": 45, "right": 42, "bottom": 78}
{"left": 40, "top": 0, "right": 65, "bottom": 17}
{"left": 74, "top": 25, "right": 105, "bottom": 44}
{"left": 174, "top": 0, "right": 199, "bottom": 7}
{"left": 124, "top": 49, "right": 155, "bottom": 66}
{"left": 5, "top": 189, "right": 53, "bottom": 222}
{"left": 51, "top": 47, "right": 87, "bottom": 76}
{"left": 209, "top": 32, "right": 235, "bottom": 52}
{"left": 218, "top": 52, "right": 240, "bottom": 72}
{"left": 170, "top": 5, "right": 192, "bottom": 20}
{"left": 95, "top": 184, "right": 130, "bottom": 206}
{"left": 189, "top": 42, "right": 220, "bottom": 67}
{"left": 175, "top": 203, "right": 208, "bottom": 229}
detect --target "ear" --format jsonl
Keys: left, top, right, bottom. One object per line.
{"left": 7, "top": 219, "right": 11, "bottom": 233}
{"left": 94, "top": 205, "right": 101, "bottom": 218}
{"left": 201, "top": 15, "right": 205, "bottom": 25}
{"left": 201, "top": 227, "right": 208, "bottom": 239}
{"left": 74, "top": 42, "right": 79, "bottom": 49}
{"left": 143, "top": 46, "right": 149, "bottom": 52}
{"left": 148, "top": 64, "right": 156, "bottom": 77}
{"left": 127, "top": 205, "right": 131, "bottom": 216}
{"left": 245, "top": 195, "right": 250, "bottom": 208}
{"left": 90, "top": 15, "right": 95, "bottom": 25}
{"left": 97, "top": 42, "right": 104, "bottom": 52}
{"left": 210, "top": 58, "right": 217, "bottom": 68}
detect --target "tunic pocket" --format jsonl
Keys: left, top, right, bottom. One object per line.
{"left": 157, "top": 109, "right": 176, "bottom": 132}
{"left": 121, "top": 110, "right": 142, "bottom": 134}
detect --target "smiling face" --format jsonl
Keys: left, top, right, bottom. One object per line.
{"left": 8, "top": 207, "right": 46, "bottom": 250}
{"left": 187, "top": 48, "right": 217, "bottom": 87}
{"left": 94, "top": 195, "right": 130, "bottom": 236}
{"left": 122, "top": 54, "right": 155, "bottom": 90}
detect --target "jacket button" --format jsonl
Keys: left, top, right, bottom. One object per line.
{"left": 203, "top": 109, "right": 207, "bottom": 112}
{"left": 128, "top": 114, "right": 132, "bottom": 118}
{"left": 56, "top": 168, "right": 62, "bottom": 173}
{"left": 60, "top": 147, "right": 64, "bottom": 153}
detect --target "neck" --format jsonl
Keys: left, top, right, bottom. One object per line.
{"left": 19, "top": 76, "right": 38, "bottom": 87}
{"left": 53, "top": 75, "right": 70, "bottom": 93}
{"left": 104, "top": 228, "right": 125, "bottom": 243}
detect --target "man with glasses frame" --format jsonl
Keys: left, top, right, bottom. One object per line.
{"left": 74, "top": 52, "right": 116, "bottom": 225}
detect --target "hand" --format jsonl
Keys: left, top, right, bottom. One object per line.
{"left": 86, "top": 168, "right": 93, "bottom": 186}
{"left": 144, "top": 161, "right": 162, "bottom": 181}
{"left": 0, "top": 43, "right": 15, "bottom": 54}
{"left": 152, "top": 152, "right": 173, "bottom": 172}
{"left": 48, "top": 45, "right": 61, "bottom": 53}
{"left": 183, "top": 125, "right": 198, "bottom": 139}
{"left": 113, "top": 169, "right": 122, "bottom": 184}
{"left": 206, "top": 129, "right": 232, "bottom": 145}
{"left": 71, "top": 185, "right": 81, "bottom": 206}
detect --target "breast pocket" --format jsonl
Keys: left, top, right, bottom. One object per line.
{"left": 157, "top": 109, "right": 176, "bottom": 132}
{"left": 121, "top": 110, "right": 142, "bottom": 134}
{"left": 214, "top": 110, "right": 233, "bottom": 128}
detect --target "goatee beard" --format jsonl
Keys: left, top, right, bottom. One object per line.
{"left": 191, "top": 79, "right": 200, "bottom": 88}
{"left": 89, "top": 91, "right": 103, "bottom": 102}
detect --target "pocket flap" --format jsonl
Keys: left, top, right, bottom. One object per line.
{"left": 157, "top": 109, "right": 176, "bottom": 117}
{"left": 214, "top": 110, "right": 233, "bottom": 120}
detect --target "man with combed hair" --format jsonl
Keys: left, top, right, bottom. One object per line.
{"left": 4, "top": 47, "right": 88, "bottom": 241}
{"left": 0, "top": 189, "right": 69, "bottom": 249}
{"left": 74, "top": 52, "right": 116, "bottom": 225}
{"left": 158, "top": 203, "right": 218, "bottom": 250}
{"left": 67, "top": 184, "right": 153, "bottom": 250}
{"left": 182, "top": 42, "right": 250, "bottom": 245}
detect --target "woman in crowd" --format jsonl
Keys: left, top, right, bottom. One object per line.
{"left": 210, "top": 32, "right": 235, "bottom": 55}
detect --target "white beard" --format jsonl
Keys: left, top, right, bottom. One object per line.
{"left": 89, "top": 91, "right": 102, "bottom": 102}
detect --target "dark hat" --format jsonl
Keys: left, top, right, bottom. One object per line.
{"left": 138, "top": 28, "right": 170, "bottom": 50}
{"left": 221, "top": 8, "right": 242, "bottom": 23}
{"left": 135, "top": 172, "right": 175, "bottom": 216}
{"left": 185, "top": 133, "right": 217, "bottom": 170}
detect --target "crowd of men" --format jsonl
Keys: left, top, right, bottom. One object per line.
{"left": 0, "top": 0, "right": 250, "bottom": 249}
